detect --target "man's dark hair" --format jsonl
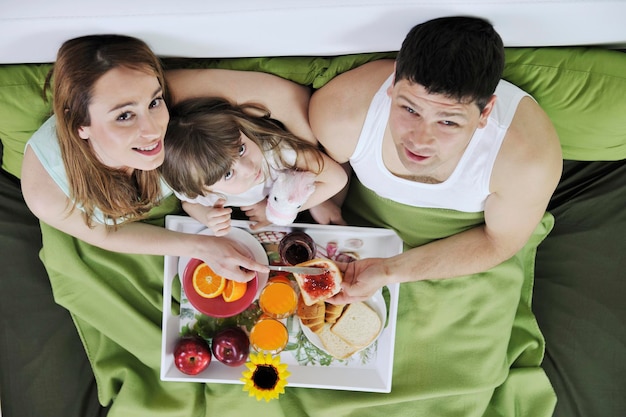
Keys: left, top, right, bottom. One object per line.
{"left": 395, "top": 16, "right": 504, "bottom": 110}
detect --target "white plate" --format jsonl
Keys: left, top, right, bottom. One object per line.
{"left": 177, "top": 226, "right": 269, "bottom": 299}
{"left": 299, "top": 291, "right": 387, "bottom": 357}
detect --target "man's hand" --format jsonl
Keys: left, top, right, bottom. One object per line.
{"left": 327, "top": 257, "right": 388, "bottom": 304}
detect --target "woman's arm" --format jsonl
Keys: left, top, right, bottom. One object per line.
{"left": 21, "top": 147, "right": 266, "bottom": 282}
{"left": 166, "top": 68, "right": 316, "bottom": 143}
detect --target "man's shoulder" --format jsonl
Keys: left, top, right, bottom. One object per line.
{"left": 310, "top": 60, "right": 394, "bottom": 161}
{"left": 492, "top": 97, "right": 562, "bottom": 190}
{"left": 319, "top": 59, "right": 394, "bottom": 100}
{"left": 336, "top": 59, "right": 395, "bottom": 82}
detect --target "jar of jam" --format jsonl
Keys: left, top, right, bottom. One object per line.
{"left": 278, "top": 231, "right": 316, "bottom": 265}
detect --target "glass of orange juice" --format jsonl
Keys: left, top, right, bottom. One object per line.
{"left": 259, "top": 281, "right": 297, "bottom": 319}
{"left": 249, "top": 318, "right": 289, "bottom": 354}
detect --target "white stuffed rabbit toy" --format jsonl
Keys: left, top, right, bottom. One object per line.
{"left": 266, "top": 170, "right": 316, "bottom": 225}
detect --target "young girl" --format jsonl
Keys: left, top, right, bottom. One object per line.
{"left": 160, "top": 96, "right": 348, "bottom": 236}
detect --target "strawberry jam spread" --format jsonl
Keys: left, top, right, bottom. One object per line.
{"left": 302, "top": 269, "right": 334, "bottom": 298}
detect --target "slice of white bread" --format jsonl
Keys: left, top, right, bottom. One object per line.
{"left": 317, "top": 323, "right": 359, "bottom": 360}
{"left": 330, "top": 301, "right": 382, "bottom": 349}
{"left": 293, "top": 258, "right": 342, "bottom": 306}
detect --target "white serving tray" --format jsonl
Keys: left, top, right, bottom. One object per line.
{"left": 160, "top": 215, "right": 402, "bottom": 392}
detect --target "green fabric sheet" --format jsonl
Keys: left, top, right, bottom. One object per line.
{"left": 343, "top": 178, "right": 557, "bottom": 416}
{"left": 533, "top": 159, "right": 626, "bottom": 417}
{"left": 0, "top": 167, "right": 107, "bottom": 417}
{"left": 39, "top": 176, "right": 555, "bottom": 416}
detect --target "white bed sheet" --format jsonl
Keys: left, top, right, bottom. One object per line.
{"left": 1, "top": 0, "right": 625, "bottom": 64}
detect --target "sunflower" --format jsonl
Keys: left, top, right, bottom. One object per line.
{"left": 241, "top": 352, "right": 290, "bottom": 402}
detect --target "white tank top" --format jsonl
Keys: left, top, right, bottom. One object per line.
{"left": 350, "top": 76, "right": 529, "bottom": 212}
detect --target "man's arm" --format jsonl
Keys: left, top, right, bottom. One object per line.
{"left": 331, "top": 97, "right": 562, "bottom": 303}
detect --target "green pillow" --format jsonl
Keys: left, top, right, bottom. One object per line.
{"left": 311, "top": 52, "right": 396, "bottom": 88}
{"left": 162, "top": 56, "right": 331, "bottom": 86}
{"left": 0, "top": 64, "right": 53, "bottom": 178}
{"left": 2, "top": 48, "right": 624, "bottom": 180}
{"left": 503, "top": 47, "right": 626, "bottom": 161}
{"left": 163, "top": 53, "right": 396, "bottom": 89}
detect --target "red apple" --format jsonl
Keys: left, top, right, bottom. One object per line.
{"left": 211, "top": 327, "right": 250, "bottom": 367}
{"left": 173, "top": 336, "right": 211, "bottom": 375}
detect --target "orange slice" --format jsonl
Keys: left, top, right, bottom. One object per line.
{"left": 222, "top": 279, "right": 247, "bottom": 302}
{"left": 192, "top": 263, "right": 226, "bottom": 298}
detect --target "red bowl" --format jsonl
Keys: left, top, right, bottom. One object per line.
{"left": 182, "top": 258, "right": 258, "bottom": 318}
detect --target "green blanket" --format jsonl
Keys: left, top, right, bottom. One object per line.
{"left": 39, "top": 176, "right": 555, "bottom": 416}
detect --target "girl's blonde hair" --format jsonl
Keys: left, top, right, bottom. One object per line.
{"left": 47, "top": 34, "right": 167, "bottom": 227}
{"left": 160, "top": 97, "right": 323, "bottom": 199}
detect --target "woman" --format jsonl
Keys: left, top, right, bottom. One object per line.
{"left": 20, "top": 34, "right": 328, "bottom": 281}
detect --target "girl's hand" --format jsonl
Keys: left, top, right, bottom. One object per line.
{"left": 308, "top": 200, "right": 346, "bottom": 225}
{"left": 202, "top": 199, "right": 232, "bottom": 236}
{"left": 241, "top": 199, "right": 271, "bottom": 230}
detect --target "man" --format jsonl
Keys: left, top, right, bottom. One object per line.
{"left": 309, "top": 16, "right": 562, "bottom": 303}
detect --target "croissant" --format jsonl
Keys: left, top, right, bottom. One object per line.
{"left": 297, "top": 294, "right": 325, "bottom": 333}
{"left": 324, "top": 303, "right": 345, "bottom": 324}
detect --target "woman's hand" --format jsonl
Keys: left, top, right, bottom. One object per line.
{"left": 193, "top": 234, "right": 269, "bottom": 282}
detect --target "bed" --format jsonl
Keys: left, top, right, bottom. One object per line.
{"left": 1, "top": 1, "right": 625, "bottom": 417}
